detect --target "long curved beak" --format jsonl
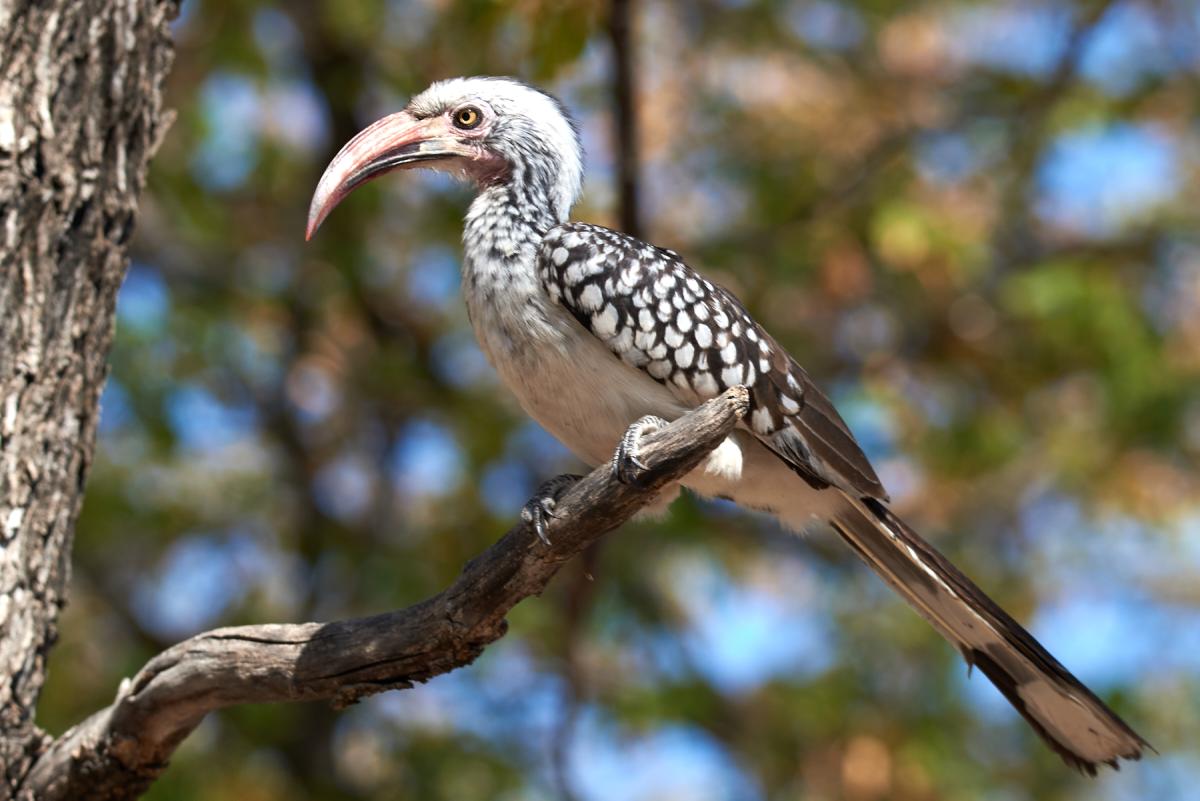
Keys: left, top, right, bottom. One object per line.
{"left": 306, "top": 111, "right": 472, "bottom": 240}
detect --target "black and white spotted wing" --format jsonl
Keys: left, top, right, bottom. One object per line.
{"left": 538, "top": 222, "right": 887, "bottom": 500}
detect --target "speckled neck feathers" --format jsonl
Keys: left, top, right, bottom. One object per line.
{"left": 461, "top": 127, "right": 579, "bottom": 312}
{"left": 459, "top": 147, "right": 584, "bottom": 371}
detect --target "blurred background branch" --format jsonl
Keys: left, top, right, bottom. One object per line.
{"left": 608, "top": 0, "right": 642, "bottom": 240}
{"left": 551, "top": 5, "right": 645, "bottom": 800}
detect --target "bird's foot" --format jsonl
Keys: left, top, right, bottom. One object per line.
{"left": 520, "top": 473, "right": 583, "bottom": 545}
{"left": 611, "top": 415, "right": 669, "bottom": 486}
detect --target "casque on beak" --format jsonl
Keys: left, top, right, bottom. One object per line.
{"left": 306, "top": 111, "right": 475, "bottom": 240}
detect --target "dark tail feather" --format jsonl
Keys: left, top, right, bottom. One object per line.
{"left": 828, "top": 494, "right": 1151, "bottom": 774}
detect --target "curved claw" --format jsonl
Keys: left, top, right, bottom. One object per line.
{"left": 611, "top": 415, "right": 669, "bottom": 487}
{"left": 520, "top": 474, "right": 583, "bottom": 545}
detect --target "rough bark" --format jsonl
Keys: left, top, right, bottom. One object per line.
{"left": 23, "top": 387, "right": 749, "bottom": 801}
{"left": 0, "top": 0, "right": 179, "bottom": 795}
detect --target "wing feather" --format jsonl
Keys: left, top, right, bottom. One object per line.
{"left": 538, "top": 222, "right": 886, "bottom": 500}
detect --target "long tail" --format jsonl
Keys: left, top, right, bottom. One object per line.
{"left": 828, "top": 493, "right": 1150, "bottom": 774}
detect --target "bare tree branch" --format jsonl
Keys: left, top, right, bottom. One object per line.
{"left": 21, "top": 387, "right": 749, "bottom": 801}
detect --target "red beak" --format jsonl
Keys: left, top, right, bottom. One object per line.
{"left": 305, "top": 111, "right": 471, "bottom": 240}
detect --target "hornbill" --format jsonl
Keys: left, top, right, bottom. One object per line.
{"left": 307, "top": 76, "right": 1149, "bottom": 773}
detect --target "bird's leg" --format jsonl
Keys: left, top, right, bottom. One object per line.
{"left": 521, "top": 473, "right": 583, "bottom": 545}
{"left": 612, "top": 415, "right": 670, "bottom": 486}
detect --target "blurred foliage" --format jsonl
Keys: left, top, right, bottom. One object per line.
{"left": 37, "top": 0, "right": 1200, "bottom": 799}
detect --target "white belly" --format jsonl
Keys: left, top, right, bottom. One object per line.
{"left": 470, "top": 295, "right": 686, "bottom": 466}
{"left": 466, "top": 293, "right": 835, "bottom": 531}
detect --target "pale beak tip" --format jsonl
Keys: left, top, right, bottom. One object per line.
{"left": 304, "top": 108, "right": 432, "bottom": 242}
{"left": 305, "top": 192, "right": 329, "bottom": 241}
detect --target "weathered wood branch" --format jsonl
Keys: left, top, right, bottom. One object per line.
{"left": 22, "top": 387, "right": 749, "bottom": 801}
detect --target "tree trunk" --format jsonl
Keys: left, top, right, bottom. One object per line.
{"left": 0, "top": 1, "right": 178, "bottom": 796}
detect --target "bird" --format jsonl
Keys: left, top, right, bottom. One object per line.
{"left": 306, "top": 76, "right": 1149, "bottom": 774}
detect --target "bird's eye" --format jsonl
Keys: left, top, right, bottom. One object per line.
{"left": 454, "top": 107, "right": 481, "bottom": 129}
